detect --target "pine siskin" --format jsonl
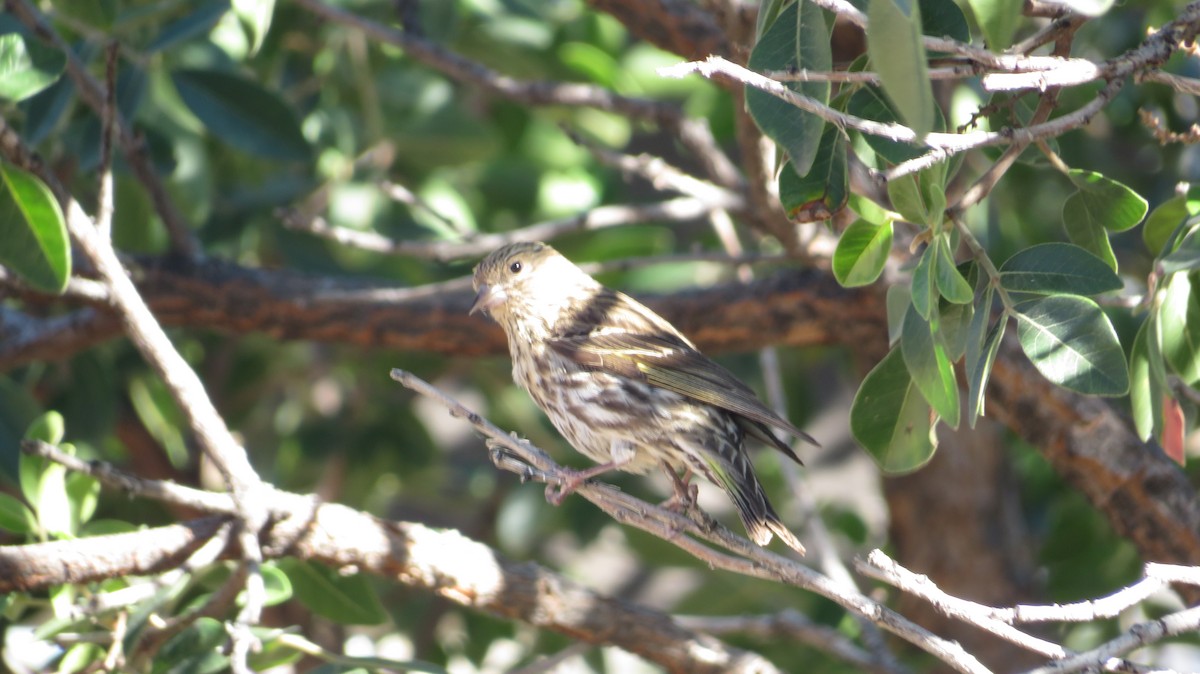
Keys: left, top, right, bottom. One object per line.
{"left": 470, "top": 241, "right": 816, "bottom": 552}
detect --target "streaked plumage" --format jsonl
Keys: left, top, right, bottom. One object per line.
{"left": 470, "top": 241, "right": 815, "bottom": 552}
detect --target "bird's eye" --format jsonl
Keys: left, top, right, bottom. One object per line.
{"left": 509, "top": 261, "right": 523, "bottom": 274}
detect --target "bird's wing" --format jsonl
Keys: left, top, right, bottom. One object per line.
{"left": 547, "top": 329, "right": 818, "bottom": 459}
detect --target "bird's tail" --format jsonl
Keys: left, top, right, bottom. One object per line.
{"left": 708, "top": 449, "right": 806, "bottom": 555}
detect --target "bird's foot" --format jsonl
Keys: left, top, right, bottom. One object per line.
{"left": 545, "top": 468, "right": 590, "bottom": 505}
{"left": 659, "top": 463, "right": 698, "bottom": 513}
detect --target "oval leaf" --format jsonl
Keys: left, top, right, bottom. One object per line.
{"left": 1067, "top": 170, "right": 1148, "bottom": 233}
{"left": 1063, "top": 189, "right": 1117, "bottom": 271}
{"left": 746, "top": 2, "right": 830, "bottom": 176}
{"left": 868, "top": 0, "right": 935, "bottom": 137}
{"left": 0, "top": 163, "right": 69, "bottom": 293}
{"left": 779, "top": 125, "right": 848, "bottom": 223}
{"left": 1013, "top": 295, "right": 1129, "bottom": 396}
{"left": 171, "top": 68, "right": 310, "bottom": 161}
{"left": 833, "top": 219, "right": 893, "bottom": 287}
{"left": 851, "top": 347, "right": 937, "bottom": 473}
{"left": 999, "top": 242, "right": 1122, "bottom": 295}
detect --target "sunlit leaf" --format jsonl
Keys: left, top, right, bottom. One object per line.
{"left": 0, "top": 162, "right": 70, "bottom": 293}
{"left": 1013, "top": 295, "right": 1129, "bottom": 396}
{"left": 850, "top": 346, "right": 937, "bottom": 473}
{"left": 833, "top": 218, "right": 893, "bottom": 287}
{"left": 0, "top": 32, "right": 65, "bottom": 101}
{"left": 233, "top": 0, "right": 275, "bottom": 54}
{"left": 1067, "top": 170, "right": 1148, "bottom": 232}
{"left": 999, "top": 242, "right": 1122, "bottom": 295}
{"left": 1142, "top": 192, "right": 1200, "bottom": 257}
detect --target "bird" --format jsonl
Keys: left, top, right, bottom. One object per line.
{"left": 469, "top": 241, "right": 816, "bottom": 552}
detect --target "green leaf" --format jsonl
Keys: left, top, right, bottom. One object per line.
{"left": 0, "top": 492, "right": 36, "bottom": 535}
{"left": 19, "top": 410, "right": 63, "bottom": 513}
{"left": 233, "top": 0, "right": 275, "bottom": 55}
{"left": 20, "top": 77, "right": 74, "bottom": 145}
{"left": 1063, "top": 191, "right": 1116, "bottom": 271}
{"left": 24, "top": 410, "right": 64, "bottom": 445}
{"left": 146, "top": 0, "right": 231, "bottom": 54}
{"left": 1142, "top": 193, "right": 1200, "bottom": 257}
{"left": 1013, "top": 295, "right": 1129, "bottom": 396}
{"left": 868, "top": 0, "right": 935, "bottom": 137}
{"left": 846, "top": 86, "right": 924, "bottom": 164}
{"left": 279, "top": 559, "right": 387, "bottom": 625}
{"left": 261, "top": 562, "right": 294, "bottom": 607}
{"left": 746, "top": 1, "right": 830, "bottom": 176}
{"left": 1067, "top": 170, "right": 1149, "bottom": 233}
{"left": 886, "top": 284, "right": 910, "bottom": 344}
{"left": 66, "top": 472, "right": 99, "bottom": 532}
{"left": 910, "top": 243, "right": 937, "bottom": 319}
{"left": 833, "top": 219, "right": 893, "bottom": 287}
{"left": 934, "top": 237, "right": 972, "bottom": 303}
{"left": 850, "top": 346, "right": 937, "bottom": 474}
{"left": 999, "top": 242, "right": 1122, "bottom": 295}
{"left": 900, "top": 304, "right": 960, "bottom": 427}
{"left": 0, "top": 162, "right": 70, "bottom": 293}
{"left": 1161, "top": 227, "right": 1200, "bottom": 274}
{"left": 152, "top": 617, "right": 228, "bottom": 674}
{"left": 34, "top": 442, "right": 74, "bottom": 537}
{"left": 1160, "top": 272, "right": 1200, "bottom": 385}
{"left": 967, "top": 312, "right": 1004, "bottom": 428}
{"left": 171, "top": 68, "right": 310, "bottom": 161}
{"left": 920, "top": 0, "right": 970, "bottom": 43}
{"left": 965, "top": 0, "right": 1022, "bottom": 49}
{"left": 938, "top": 293, "right": 974, "bottom": 362}
{"left": 0, "top": 32, "right": 66, "bottom": 101}
{"left": 778, "top": 125, "right": 848, "bottom": 222}
{"left": 1129, "top": 314, "right": 1166, "bottom": 442}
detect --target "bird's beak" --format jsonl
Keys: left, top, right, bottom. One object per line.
{"left": 469, "top": 284, "right": 507, "bottom": 316}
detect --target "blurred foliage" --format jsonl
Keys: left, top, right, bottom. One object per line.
{"left": 1, "top": 0, "right": 1199, "bottom": 671}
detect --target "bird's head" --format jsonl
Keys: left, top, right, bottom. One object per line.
{"left": 470, "top": 242, "right": 599, "bottom": 330}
